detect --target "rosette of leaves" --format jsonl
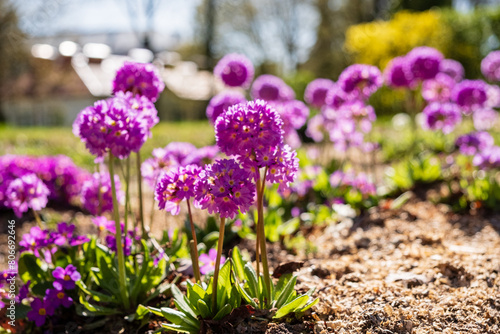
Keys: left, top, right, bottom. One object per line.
{"left": 231, "top": 247, "right": 318, "bottom": 319}
{"left": 149, "top": 260, "right": 241, "bottom": 333}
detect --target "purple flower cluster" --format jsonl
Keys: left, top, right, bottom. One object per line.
{"left": 288, "top": 165, "right": 323, "bottom": 197}
{"left": 251, "top": 75, "right": 295, "bottom": 102}
{"left": 455, "top": 132, "right": 494, "bottom": 156}
{"left": 406, "top": 46, "right": 444, "bottom": 80}
{"left": 156, "top": 165, "right": 201, "bottom": 215}
{"left": 481, "top": 50, "right": 500, "bottom": 82}
{"left": 142, "top": 142, "right": 219, "bottom": 188}
{"left": 421, "top": 102, "right": 462, "bottom": 134}
{"left": 271, "top": 100, "right": 310, "bottom": 148}
{"left": 473, "top": 146, "right": 500, "bottom": 170}
{"left": 422, "top": 73, "right": 456, "bottom": 103}
{"left": 73, "top": 93, "right": 159, "bottom": 159}
{"left": 440, "top": 59, "right": 464, "bottom": 82}
{"left": 451, "top": 80, "right": 488, "bottom": 114}
{"left": 337, "top": 64, "right": 383, "bottom": 100}
{"left": 195, "top": 158, "right": 255, "bottom": 219}
{"left": 5, "top": 173, "right": 50, "bottom": 218}
{"left": 329, "top": 170, "right": 376, "bottom": 196}
{"left": 384, "top": 56, "right": 415, "bottom": 88}
{"left": 473, "top": 108, "right": 499, "bottom": 131}
{"left": 206, "top": 91, "right": 246, "bottom": 124}
{"left": 0, "top": 155, "right": 90, "bottom": 211}
{"left": 304, "top": 78, "right": 335, "bottom": 108}
{"left": 81, "top": 171, "right": 124, "bottom": 215}
{"left": 112, "top": 61, "right": 165, "bottom": 102}
{"left": 214, "top": 53, "right": 254, "bottom": 88}
{"left": 27, "top": 265, "right": 80, "bottom": 326}
{"left": 104, "top": 221, "right": 137, "bottom": 256}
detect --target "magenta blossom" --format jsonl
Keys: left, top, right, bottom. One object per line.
{"left": 251, "top": 75, "right": 295, "bottom": 102}
{"left": 81, "top": 171, "right": 124, "bottom": 216}
{"left": 440, "top": 59, "right": 464, "bottom": 82}
{"left": 451, "top": 80, "right": 488, "bottom": 115}
{"left": 422, "top": 73, "right": 455, "bottom": 103}
{"left": 473, "top": 146, "right": 500, "bottom": 170}
{"left": 481, "top": 50, "right": 500, "bottom": 82}
{"left": 6, "top": 173, "right": 50, "bottom": 218}
{"left": 206, "top": 91, "right": 246, "bottom": 124}
{"left": 214, "top": 53, "right": 254, "bottom": 88}
{"left": 156, "top": 165, "right": 202, "bottom": 215}
{"left": 304, "top": 78, "right": 335, "bottom": 108}
{"left": 195, "top": 158, "right": 255, "bottom": 219}
{"left": 473, "top": 108, "right": 499, "bottom": 131}
{"left": 337, "top": 64, "right": 383, "bottom": 100}
{"left": 456, "top": 132, "right": 494, "bottom": 156}
{"left": 199, "top": 248, "right": 226, "bottom": 275}
{"left": 46, "top": 288, "right": 73, "bottom": 308}
{"left": 421, "top": 102, "right": 462, "bottom": 134}
{"left": 384, "top": 56, "right": 415, "bottom": 88}
{"left": 406, "top": 46, "right": 444, "bottom": 80}
{"left": 52, "top": 265, "right": 81, "bottom": 290}
{"left": 27, "top": 297, "right": 55, "bottom": 327}
{"left": 112, "top": 61, "right": 165, "bottom": 102}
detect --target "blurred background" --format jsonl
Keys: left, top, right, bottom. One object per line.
{"left": 2, "top": 0, "right": 500, "bottom": 126}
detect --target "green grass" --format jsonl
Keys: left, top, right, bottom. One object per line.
{"left": 0, "top": 122, "right": 215, "bottom": 170}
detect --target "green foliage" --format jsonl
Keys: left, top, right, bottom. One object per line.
{"left": 386, "top": 152, "right": 443, "bottom": 191}
{"left": 232, "top": 247, "right": 318, "bottom": 318}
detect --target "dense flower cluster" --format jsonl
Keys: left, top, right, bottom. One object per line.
{"left": 73, "top": 93, "right": 159, "bottom": 159}
{"left": 0, "top": 155, "right": 90, "bottom": 211}
{"left": 473, "top": 145, "right": 500, "bottom": 170}
{"left": 384, "top": 56, "right": 414, "bottom": 88}
{"left": 5, "top": 173, "right": 50, "bottom": 218}
{"left": 451, "top": 80, "right": 488, "bottom": 114}
{"left": 195, "top": 158, "right": 255, "bottom": 219}
{"left": 214, "top": 53, "right": 254, "bottom": 88}
{"left": 142, "top": 142, "right": 219, "bottom": 188}
{"left": 81, "top": 171, "right": 124, "bottom": 215}
{"left": 422, "top": 73, "right": 455, "bottom": 103}
{"left": 156, "top": 165, "right": 202, "bottom": 215}
{"left": 472, "top": 108, "right": 499, "bottom": 131}
{"left": 271, "top": 100, "right": 310, "bottom": 148}
{"left": 112, "top": 61, "right": 165, "bottom": 102}
{"left": 406, "top": 46, "right": 444, "bottom": 80}
{"left": 421, "top": 102, "right": 462, "bottom": 134}
{"left": 455, "top": 132, "right": 494, "bottom": 156}
{"left": 251, "top": 75, "right": 295, "bottom": 102}
{"left": 481, "top": 50, "right": 500, "bottom": 82}
{"left": 206, "top": 91, "right": 246, "bottom": 124}
{"left": 337, "top": 64, "right": 383, "bottom": 100}
{"left": 440, "top": 59, "right": 464, "bottom": 82}
{"left": 304, "top": 78, "right": 335, "bottom": 108}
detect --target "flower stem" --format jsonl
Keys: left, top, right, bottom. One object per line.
{"left": 32, "top": 209, "right": 42, "bottom": 227}
{"left": 136, "top": 151, "right": 146, "bottom": 238}
{"left": 187, "top": 199, "right": 201, "bottom": 283}
{"left": 256, "top": 170, "right": 272, "bottom": 306}
{"left": 211, "top": 216, "right": 226, "bottom": 314}
{"left": 124, "top": 157, "right": 131, "bottom": 239}
{"left": 108, "top": 152, "right": 130, "bottom": 311}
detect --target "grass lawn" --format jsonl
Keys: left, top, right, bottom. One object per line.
{"left": 0, "top": 121, "right": 215, "bottom": 170}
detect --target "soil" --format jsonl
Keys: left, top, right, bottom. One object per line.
{"left": 1, "top": 196, "right": 499, "bottom": 334}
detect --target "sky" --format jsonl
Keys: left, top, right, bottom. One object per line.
{"left": 12, "top": 0, "right": 201, "bottom": 43}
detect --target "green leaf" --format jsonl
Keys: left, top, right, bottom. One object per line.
{"left": 161, "top": 323, "right": 197, "bottom": 334}
{"left": 213, "top": 304, "right": 232, "bottom": 320}
{"left": 148, "top": 307, "right": 163, "bottom": 317}
{"left": 78, "top": 295, "right": 121, "bottom": 316}
{"left": 76, "top": 280, "right": 115, "bottom": 303}
{"left": 216, "top": 261, "right": 232, "bottom": 310}
{"left": 31, "top": 281, "right": 53, "bottom": 296}
{"left": 231, "top": 247, "right": 246, "bottom": 280}
{"left": 296, "top": 297, "right": 319, "bottom": 314}
{"left": 197, "top": 299, "right": 211, "bottom": 319}
{"left": 273, "top": 295, "right": 309, "bottom": 319}
{"left": 18, "top": 253, "right": 46, "bottom": 284}
{"left": 160, "top": 307, "right": 200, "bottom": 330}
{"left": 273, "top": 274, "right": 292, "bottom": 300}
{"left": 171, "top": 285, "right": 198, "bottom": 320}
{"left": 275, "top": 275, "right": 297, "bottom": 309}
{"left": 244, "top": 263, "right": 259, "bottom": 299}
{"left": 125, "top": 304, "right": 150, "bottom": 322}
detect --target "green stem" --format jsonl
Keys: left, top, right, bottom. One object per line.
{"left": 136, "top": 151, "right": 146, "bottom": 238}
{"left": 187, "top": 200, "right": 201, "bottom": 283}
{"left": 108, "top": 152, "right": 130, "bottom": 311}
{"left": 211, "top": 216, "right": 226, "bottom": 314}
{"left": 256, "top": 170, "right": 272, "bottom": 306}
{"left": 32, "top": 209, "right": 42, "bottom": 227}
{"left": 124, "top": 157, "right": 131, "bottom": 239}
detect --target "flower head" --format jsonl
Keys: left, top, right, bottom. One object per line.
{"left": 199, "top": 248, "right": 226, "bottom": 275}
{"left": 337, "top": 64, "right": 383, "bottom": 100}
{"left": 473, "top": 108, "right": 499, "bottom": 131}
{"left": 27, "top": 297, "right": 55, "bottom": 327}
{"left": 19, "top": 226, "right": 49, "bottom": 253}
{"left": 406, "top": 46, "right": 443, "bottom": 80}
{"left": 251, "top": 75, "right": 295, "bottom": 102}
{"left": 421, "top": 102, "right": 462, "bottom": 134}
{"left": 455, "top": 131, "right": 494, "bottom": 156}
{"left": 112, "top": 61, "right": 165, "bottom": 102}
{"left": 183, "top": 145, "right": 219, "bottom": 167}
{"left": 384, "top": 56, "right": 414, "bottom": 88}
{"left": 481, "top": 50, "right": 500, "bottom": 82}
{"left": 215, "top": 100, "right": 284, "bottom": 157}
{"left": 422, "top": 73, "right": 455, "bottom": 103}
{"left": 473, "top": 146, "right": 500, "bottom": 169}
{"left": 81, "top": 171, "right": 124, "bottom": 215}
{"left": 324, "top": 84, "right": 350, "bottom": 110}
{"left": 214, "top": 53, "right": 254, "bottom": 88}
{"left": 156, "top": 165, "right": 202, "bottom": 215}
{"left": 304, "top": 78, "right": 335, "bottom": 108}
{"left": 52, "top": 265, "right": 81, "bottom": 290}
{"left": 206, "top": 91, "right": 246, "bottom": 124}
{"left": 440, "top": 58, "right": 464, "bottom": 82}
{"left": 194, "top": 158, "right": 255, "bottom": 219}
{"left": 46, "top": 288, "right": 73, "bottom": 308}
{"left": 6, "top": 173, "right": 49, "bottom": 218}
{"left": 451, "top": 80, "right": 488, "bottom": 114}
{"left": 305, "top": 114, "right": 325, "bottom": 142}
{"left": 92, "top": 216, "right": 116, "bottom": 234}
